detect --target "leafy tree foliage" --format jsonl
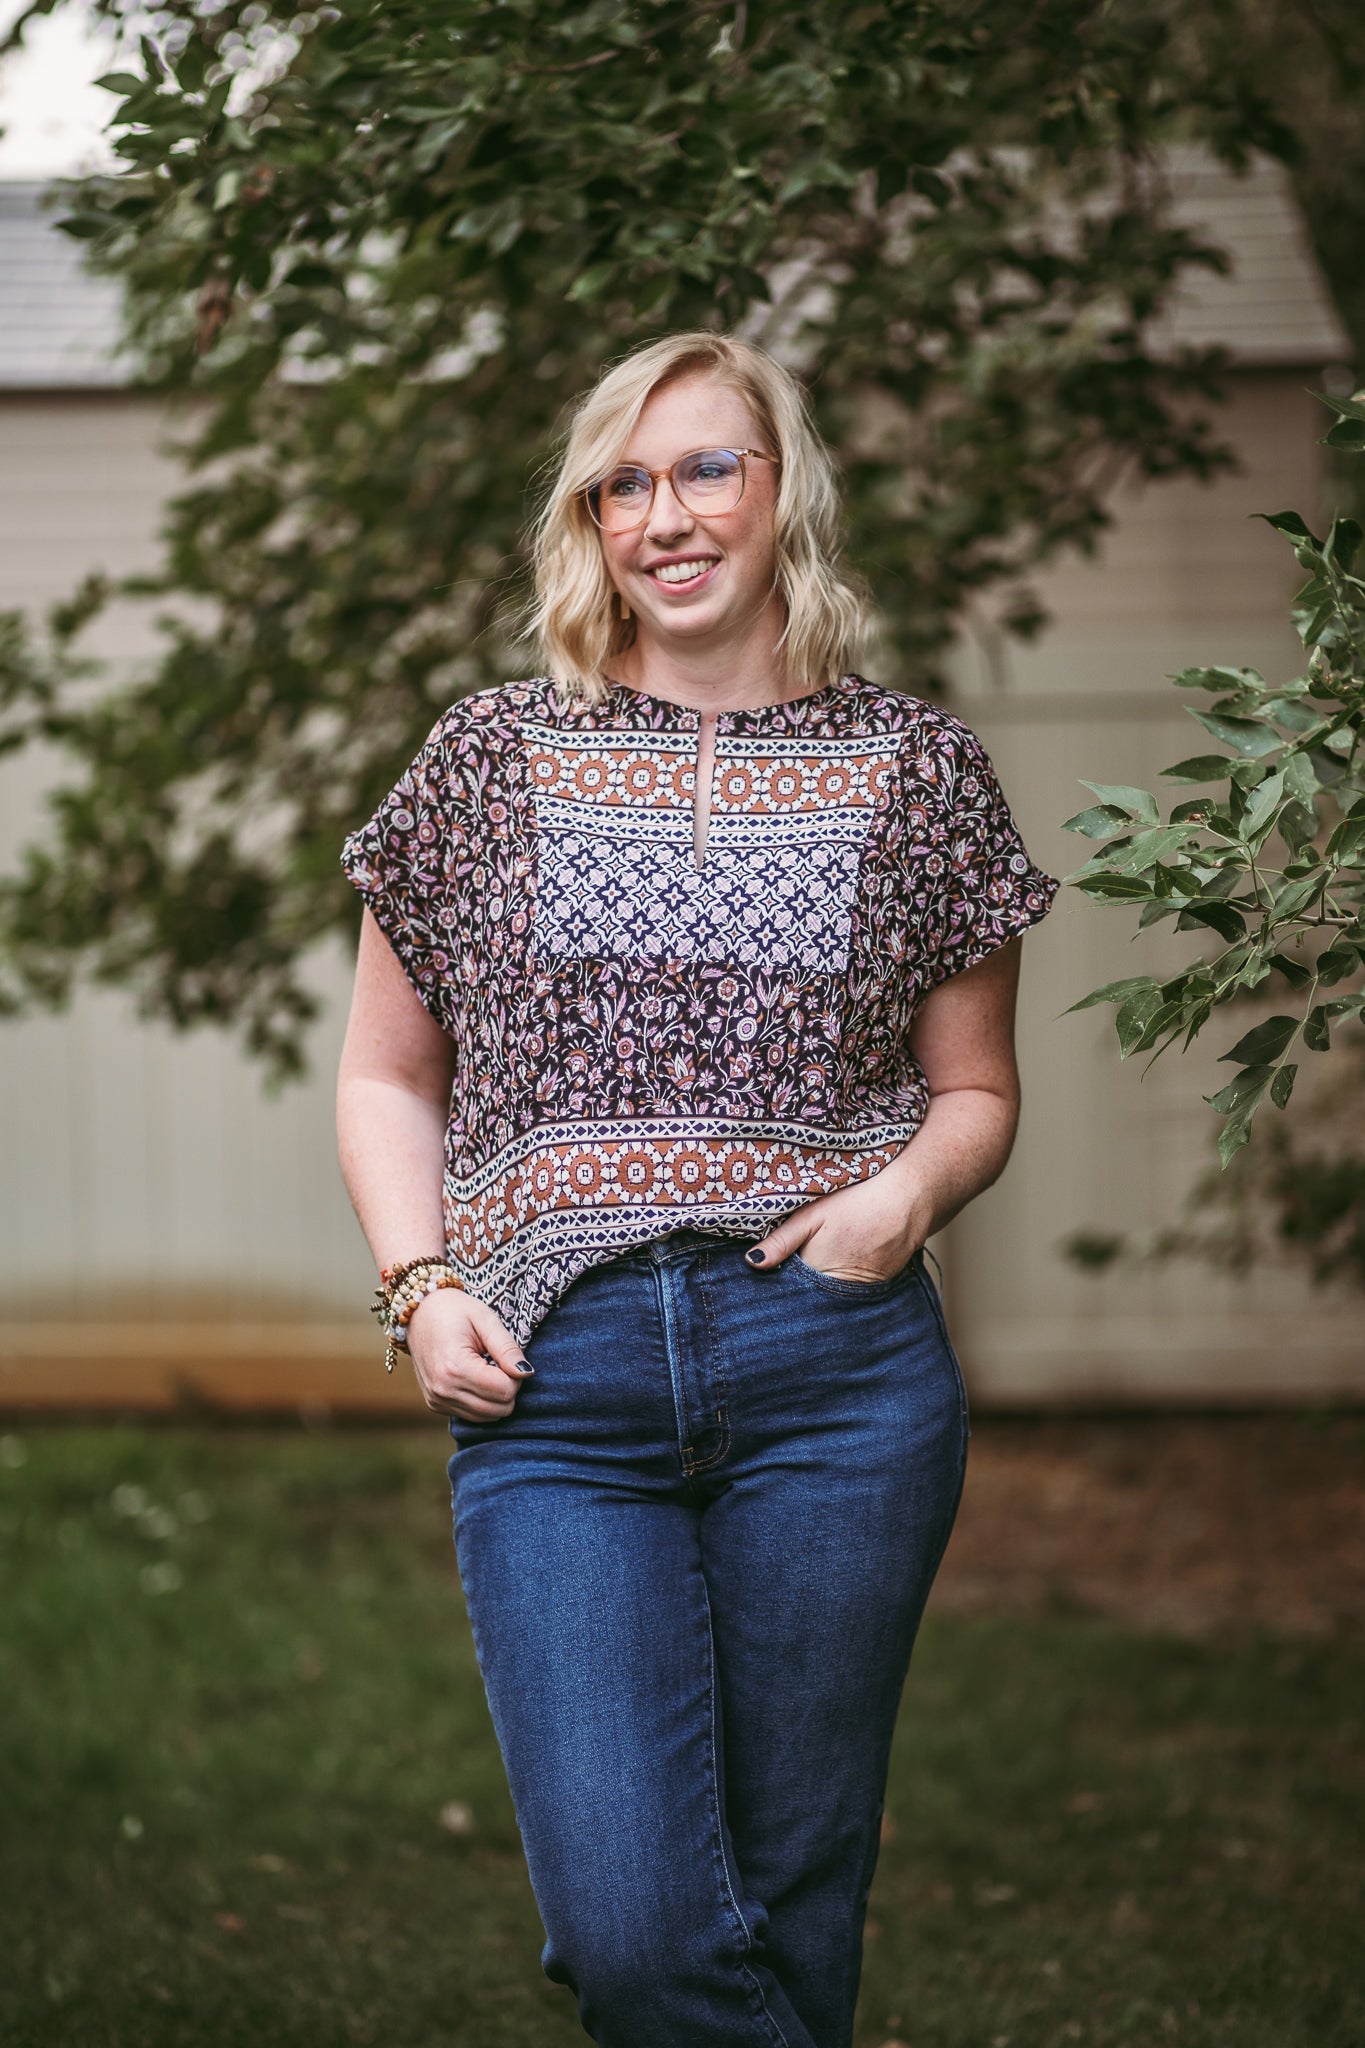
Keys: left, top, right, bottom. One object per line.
{"left": 0, "top": 0, "right": 1292, "bottom": 1069}
{"left": 1062, "top": 396, "right": 1365, "bottom": 1175}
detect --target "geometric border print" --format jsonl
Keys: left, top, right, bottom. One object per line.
{"left": 525, "top": 725, "right": 903, "bottom": 973}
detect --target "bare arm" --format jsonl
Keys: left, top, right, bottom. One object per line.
{"left": 886, "top": 932, "right": 1023, "bottom": 1235}
{"left": 746, "top": 937, "right": 1025, "bottom": 1280}
{"left": 336, "top": 909, "right": 458, "bottom": 1270}
{"left": 336, "top": 909, "right": 533, "bottom": 1417}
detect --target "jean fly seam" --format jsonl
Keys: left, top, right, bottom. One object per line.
{"left": 684, "top": 1253, "right": 732, "bottom": 1475}
{"left": 654, "top": 1254, "right": 703, "bottom": 1481}
{"left": 694, "top": 1560, "right": 796, "bottom": 2048}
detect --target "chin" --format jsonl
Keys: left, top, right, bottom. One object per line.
{"left": 643, "top": 603, "right": 730, "bottom": 637}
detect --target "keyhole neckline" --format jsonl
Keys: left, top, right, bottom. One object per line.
{"left": 692, "top": 710, "right": 717, "bottom": 872}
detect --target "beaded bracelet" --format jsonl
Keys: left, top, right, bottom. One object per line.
{"left": 370, "top": 1257, "right": 465, "bottom": 1374}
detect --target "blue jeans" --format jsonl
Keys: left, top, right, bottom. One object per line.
{"left": 446, "top": 1227, "right": 970, "bottom": 2048}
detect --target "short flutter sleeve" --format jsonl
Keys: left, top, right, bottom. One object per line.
{"left": 339, "top": 710, "right": 470, "bottom": 1032}
{"left": 926, "top": 718, "right": 1060, "bottom": 989}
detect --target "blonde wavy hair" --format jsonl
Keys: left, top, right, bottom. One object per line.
{"left": 526, "top": 332, "right": 867, "bottom": 705}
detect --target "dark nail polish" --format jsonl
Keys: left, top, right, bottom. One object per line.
{"left": 514, "top": 1359, "right": 535, "bottom": 1375}
{"left": 745, "top": 1248, "right": 766, "bottom": 1267}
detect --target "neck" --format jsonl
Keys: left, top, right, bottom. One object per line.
{"left": 613, "top": 593, "right": 804, "bottom": 712}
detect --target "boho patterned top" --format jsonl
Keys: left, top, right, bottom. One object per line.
{"left": 340, "top": 671, "right": 1060, "bottom": 1346}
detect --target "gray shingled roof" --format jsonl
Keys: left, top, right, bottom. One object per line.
{"left": 0, "top": 147, "right": 1350, "bottom": 391}
{"left": 0, "top": 182, "right": 134, "bottom": 389}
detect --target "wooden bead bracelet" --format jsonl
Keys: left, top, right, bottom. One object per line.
{"left": 371, "top": 1256, "right": 466, "bottom": 1374}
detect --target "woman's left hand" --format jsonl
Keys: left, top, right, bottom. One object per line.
{"left": 744, "top": 1169, "right": 936, "bottom": 1284}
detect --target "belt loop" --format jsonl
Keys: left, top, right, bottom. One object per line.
{"left": 922, "top": 1244, "right": 945, "bottom": 1297}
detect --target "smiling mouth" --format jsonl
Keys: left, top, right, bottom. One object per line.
{"left": 646, "top": 557, "right": 719, "bottom": 587}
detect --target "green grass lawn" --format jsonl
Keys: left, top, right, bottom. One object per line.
{"left": 0, "top": 1424, "right": 1360, "bottom": 2048}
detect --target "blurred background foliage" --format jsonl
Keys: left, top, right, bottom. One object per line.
{"left": 0, "top": 0, "right": 1321, "bottom": 1068}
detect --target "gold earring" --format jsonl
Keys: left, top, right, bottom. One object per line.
{"left": 614, "top": 591, "right": 632, "bottom": 623}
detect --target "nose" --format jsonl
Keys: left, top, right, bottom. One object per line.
{"left": 644, "top": 474, "right": 695, "bottom": 545}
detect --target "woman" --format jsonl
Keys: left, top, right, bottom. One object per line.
{"left": 336, "top": 330, "right": 1060, "bottom": 2048}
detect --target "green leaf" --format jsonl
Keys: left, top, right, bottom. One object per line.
{"left": 1260, "top": 697, "right": 1320, "bottom": 733}
{"left": 1061, "top": 976, "right": 1159, "bottom": 1016}
{"left": 1304, "top": 1005, "right": 1331, "bottom": 1052}
{"left": 1270, "top": 1063, "right": 1297, "bottom": 1109}
{"left": 1282, "top": 752, "right": 1322, "bottom": 805}
{"left": 1205, "top": 1064, "right": 1275, "bottom": 1167}
{"left": 1186, "top": 708, "right": 1282, "bottom": 758}
{"left": 1317, "top": 390, "right": 1365, "bottom": 424}
{"left": 1325, "top": 516, "right": 1362, "bottom": 570}
{"left": 1324, "top": 816, "right": 1365, "bottom": 864}
{"left": 1169, "top": 665, "right": 1266, "bottom": 694}
{"left": 1254, "top": 510, "right": 1319, "bottom": 544}
{"left": 1159, "top": 754, "right": 1234, "bottom": 783}
{"left": 55, "top": 213, "right": 113, "bottom": 240}
{"left": 1061, "top": 803, "right": 1132, "bottom": 837}
{"left": 1129, "top": 997, "right": 1186, "bottom": 1053}
{"left": 1077, "top": 780, "right": 1160, "bottom": 825}
{"left": 1270, "top": 871, "right": 1327, "bottom": 920}
{"left": 1269, "top": 950, "right": 1313, "bottom": 989}
{"left": 1206, "top": 1063, "right": 1274, "bottom": 1114}
{"left": 1317, "top": 942, "right": 1361, "bottom": 986}
{"left": 1116, "top": 986, "right": 1162, "bottom": 1055}
{"left": 1219, "top": 1014, "right": 1297, "bottom": 1065}
{"left": 1241, "top": 770, "right": 1285, "bottom": 837}
{"left": 1070, "top": 873, "right": 1155, "bottom": 900}
{"left": 1107, "top": 825, "right": 1195, "bottom": 873}
{"left": 93, "top": 71, "right": 146, "bottom": 94}
{"left": 565, "top": 262, "right": 618, "bottom": 304}
{"left": 1175, "top": 901, "right": 1247, "bottom": 942}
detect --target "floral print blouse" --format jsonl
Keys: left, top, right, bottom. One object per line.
{"left": 340, "top": 671, "right": 1060, "bottom": 1347}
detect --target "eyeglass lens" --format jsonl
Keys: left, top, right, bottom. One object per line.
{"left": 594, "top": 448, "right": 745, "bottom": 530}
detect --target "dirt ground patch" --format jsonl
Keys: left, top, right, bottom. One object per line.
{"left": 933, "top": 1413, "right": 1365, "bottom": 1637}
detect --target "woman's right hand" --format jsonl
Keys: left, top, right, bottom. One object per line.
{"left": 402, "top": 1286, "right": 535, "bottom": 1422}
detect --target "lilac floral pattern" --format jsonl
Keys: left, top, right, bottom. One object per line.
{"left": 340, "top": 672, "right": 1060, "bottom": 1346}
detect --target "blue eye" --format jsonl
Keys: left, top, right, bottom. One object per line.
{"left": 680, "top": 450, "right": 740, "bottom": 489}
{"left": 604, "top": 469, "right": 648, "bottom": 501}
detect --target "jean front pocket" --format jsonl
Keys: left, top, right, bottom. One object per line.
{"left": 788, "top": 1245, "right": 921, "bottom": 1301}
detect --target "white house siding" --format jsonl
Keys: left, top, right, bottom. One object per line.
{"left": 0, "top": 393, "right": 386, "bottom": 1412}
{"left": 940, "top": 376, "right": 1364, "bottom": 1404}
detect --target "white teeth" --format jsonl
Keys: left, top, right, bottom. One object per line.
{"left": 649, "top": 560, "right": 716, "bottom": 584}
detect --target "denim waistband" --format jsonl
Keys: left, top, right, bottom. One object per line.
{"left": 606, "top": 1227, "right": 944, "bottom": 1296}
{"left": 610, "top": 1226, "right": 748, "bottom": 1269}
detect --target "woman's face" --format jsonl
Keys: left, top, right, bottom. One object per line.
{"left": 596, "top": 371, "right": 781, "bottom": 653}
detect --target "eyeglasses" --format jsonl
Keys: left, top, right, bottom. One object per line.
{"left": 583, "top": 447, "right": 779, "bottom": 533}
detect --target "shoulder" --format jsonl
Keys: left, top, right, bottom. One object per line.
{"left": 420, "top": 676, "right": 558, "bottom": 752}
{"left": 845, "top": 677, "right": 994, "bottom": 800}
{"left": 409, "top": 679, "right": 561, "bottom": 796}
